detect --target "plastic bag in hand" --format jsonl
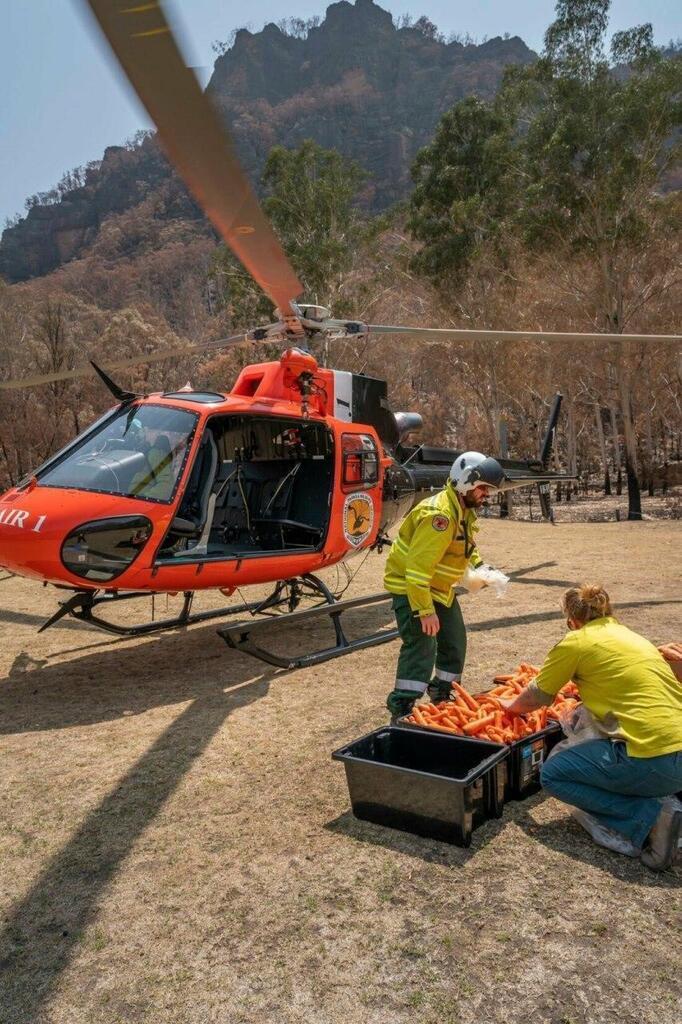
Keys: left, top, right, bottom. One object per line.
{"left": 460, "top": 564, "right": 510, "bottom": 598}
{"left": 549, "top": 704, "right": 604, "bottom": 755}
{"left": 546, "top": 705, "right": 622, "bottom": 764}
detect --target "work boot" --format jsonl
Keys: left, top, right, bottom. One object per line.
{"left": 427, "top": 681, "right": 454, "bottom": 705}
{"left": 640, "top": 803, "right": 682, "bottom": 871}
{"left": 386, "top": 689, "right": 419, "bottom": 725}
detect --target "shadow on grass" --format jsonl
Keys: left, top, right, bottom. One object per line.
{"left": 468, "top": 598, "right": 682, "bottom": 635}
{"left": 3, "top": 594, "right": 681, "bottom": 736}
{"left": 0, "top": 606, "right": 97, "bottom": 632}
{"left": 0, "top": 612, "right": 288, "bottom": 734}
{"left": 509, "top": 798, "right": 682, "bottom": 888}
{"left": 0, "top": 669, "right": 276, "bottom": 1023}
{"left": 324, "top": 809, "right": 507, "bottom": 867}
{"left": 506, "top": 560, "right": 576, "bottom": 588}
{"left": 327, "top": 795, "right": 681, "bottom": 887}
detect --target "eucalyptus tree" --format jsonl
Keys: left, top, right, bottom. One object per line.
{"left": 408, "top": 0, "right": 681, "bottom": 518}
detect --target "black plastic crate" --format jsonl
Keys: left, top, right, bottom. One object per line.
{"left": 332, "top": 727, "right": 508, "bottom": 847}
{"left": 397, "top": 716, "right": 563, "bottom": 800}
{"left": 504, "top": 722, "right": 563, "bottom": 799}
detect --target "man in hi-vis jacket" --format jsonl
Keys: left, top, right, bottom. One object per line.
{"left": 384, "top": 451, "right": 505, "bottom": 721}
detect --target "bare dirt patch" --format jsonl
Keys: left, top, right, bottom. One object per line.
{"left": 0, "top": 519, "right": 680, "bottom": 1024}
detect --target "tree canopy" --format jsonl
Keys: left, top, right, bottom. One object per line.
{"left": 211, "top": 140, "right": 368, "bottom": 327}
{"left": 406, "top": 0, "right": 682, "bottom": 518}
{"left": 409, "top": 0, "right": 681, "bottom": 310}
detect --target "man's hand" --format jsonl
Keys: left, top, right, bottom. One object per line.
{"left": 420, "top": 613, "right": 440, "bottom": 636}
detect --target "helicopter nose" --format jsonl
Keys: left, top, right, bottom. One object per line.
{"left": 0, "top": 494, "right": 51, "bottom": 578}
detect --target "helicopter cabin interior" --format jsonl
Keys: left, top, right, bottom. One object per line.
{"left": 158, "top": 414, "right": 334, "bottom": 561}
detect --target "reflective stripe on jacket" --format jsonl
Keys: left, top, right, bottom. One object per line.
{"left": 383, "top": 481, "right": 483, "bottom": 615}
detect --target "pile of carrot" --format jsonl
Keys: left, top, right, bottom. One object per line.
{"left": 402, "top": 662, "right": 580, "bottom": 745}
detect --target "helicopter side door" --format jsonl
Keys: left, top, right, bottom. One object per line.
{"left": 155, "top": 413, "right": 335, "bottom": 562}
{"left": 326, "top": 424, "right": 383, "bottom": 559}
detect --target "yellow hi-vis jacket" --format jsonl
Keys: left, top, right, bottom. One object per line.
{"left": 383, "top": 481, "right": 483, "bottom": 616}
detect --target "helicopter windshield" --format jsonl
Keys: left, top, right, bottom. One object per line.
{"left": 39, "top": 404, "right": 198, "bottom": 503}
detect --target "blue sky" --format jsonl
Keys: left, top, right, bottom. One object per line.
{"left": 1, "top": 0, "right": 679, "bottom": 227}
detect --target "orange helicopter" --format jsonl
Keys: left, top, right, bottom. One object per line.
{"left": 0, "top": 1, "right": 677, "bottom": 668}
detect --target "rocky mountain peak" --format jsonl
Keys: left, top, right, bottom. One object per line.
{"left": 0, "top": 0, "right": 536, "bottom": 283}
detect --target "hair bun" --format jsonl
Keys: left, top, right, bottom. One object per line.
{"left": 563, "top": 583, "right": 612, "bottom": 623}
{"left": 581, "top": 584, "right": 610, "bottom": 615}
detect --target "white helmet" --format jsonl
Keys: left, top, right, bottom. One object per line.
{"left": 449, "top": 451, "right": 505, "bottom": 496}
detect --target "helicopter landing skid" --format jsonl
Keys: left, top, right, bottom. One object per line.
{"left": 37, "top": 574, "right": 353, "bottom": 641}
{"left": 218, "top": 591, "right": 398, "bottom": 669}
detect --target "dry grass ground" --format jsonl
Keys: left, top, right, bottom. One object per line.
{"left": 0, "top": 519, "right": 681, "bottom": 1024}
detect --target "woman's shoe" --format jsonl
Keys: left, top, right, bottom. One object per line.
{"left": 640, "top": 805, "right": 682, "bottom": 871}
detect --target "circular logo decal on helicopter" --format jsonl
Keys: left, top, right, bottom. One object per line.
{"left": 343, "top": 493, "right": 374, "bottom": 548}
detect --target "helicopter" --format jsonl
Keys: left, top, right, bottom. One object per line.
{"left": 0, "top": 0, "right": 677, "bottom": 669}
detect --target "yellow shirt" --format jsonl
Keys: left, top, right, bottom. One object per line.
{"left": 535, "top": 617, "right": 682, "bottom": 759}
{"left": 383, "top": 482, "right": 483, "bottom": 615}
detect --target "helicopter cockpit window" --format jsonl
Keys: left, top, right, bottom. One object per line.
{"left": 38, "top": 404, "right": 198, "bottom": 504}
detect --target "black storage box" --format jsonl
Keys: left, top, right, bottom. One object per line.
{"left": 397, "top": 717, "right": 564, "bottom": 800}
{"left": 505, "top": 722, "right": 563, "bottom": 798}
{"left": 332, "top": 727, "right": 508, "bottom": 847}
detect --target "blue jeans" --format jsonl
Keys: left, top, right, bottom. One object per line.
{"left": 541, "top": 740, "right": 682, "bottom": 848}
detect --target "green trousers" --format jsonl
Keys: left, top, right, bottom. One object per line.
{"left": 388, "top": 594, "right": 467, "bottom": 711}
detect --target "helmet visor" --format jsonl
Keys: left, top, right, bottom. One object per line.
{"left": 464, "top": 457, "right": 505, "bottom": 491}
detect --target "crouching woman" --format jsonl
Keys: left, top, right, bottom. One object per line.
{"left": 504, "top": 584, "right": 682, "bottom": 871}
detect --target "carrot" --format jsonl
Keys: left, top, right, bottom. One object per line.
{"left": 443, "top": 716, "right": 464, "bottom": 733}
{"left": 412, "top": 706, "right": 428, "bottom": 726}
{"left": 424, "top": 719, "right": 460, "bottom": 734}
{"left": 405, "top": 661, "right": 581, "bottom": 746}
{"left": 452, "top": 682, "right": 479, "bottom": 713}
{"left": 463, "top": 713, "right": 496, "bottom": 735}
{"left": 479, "top": 697, "right": 502, "bottom": 711}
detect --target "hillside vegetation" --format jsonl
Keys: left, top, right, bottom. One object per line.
{"left": 0, "top": 0, "right": 680, "bottom": 520}
{"left": 0, "top": 0, "right": 533, "bottom": 283}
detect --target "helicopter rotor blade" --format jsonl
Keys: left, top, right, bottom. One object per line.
{"left": 363, "top": 325, "right": 682, "bottom": 344}
{"left": 0, "top": 329, "right": 263, "bottom": 391}
{"left": 82, "top": 0, "right": 302, "bottom": 314}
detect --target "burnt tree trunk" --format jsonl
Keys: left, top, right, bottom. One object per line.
{"left": 609, "top": 405, "right": 622, "bottom": 495}
{"left": 645, "top": 410, "right": 655, "bottom": 497}
{"left": 618, "top": 369, "right": 642, "bottom": 521}
{"left": 594, "top": 402, "right": 611, "bottom": 495}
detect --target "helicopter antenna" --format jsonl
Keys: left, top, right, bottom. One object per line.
{"left": 90, "top": 362, "right": 140, "bottom": 404}
{"left": 401, "top": 444, "right": 425, "bottom": 467}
